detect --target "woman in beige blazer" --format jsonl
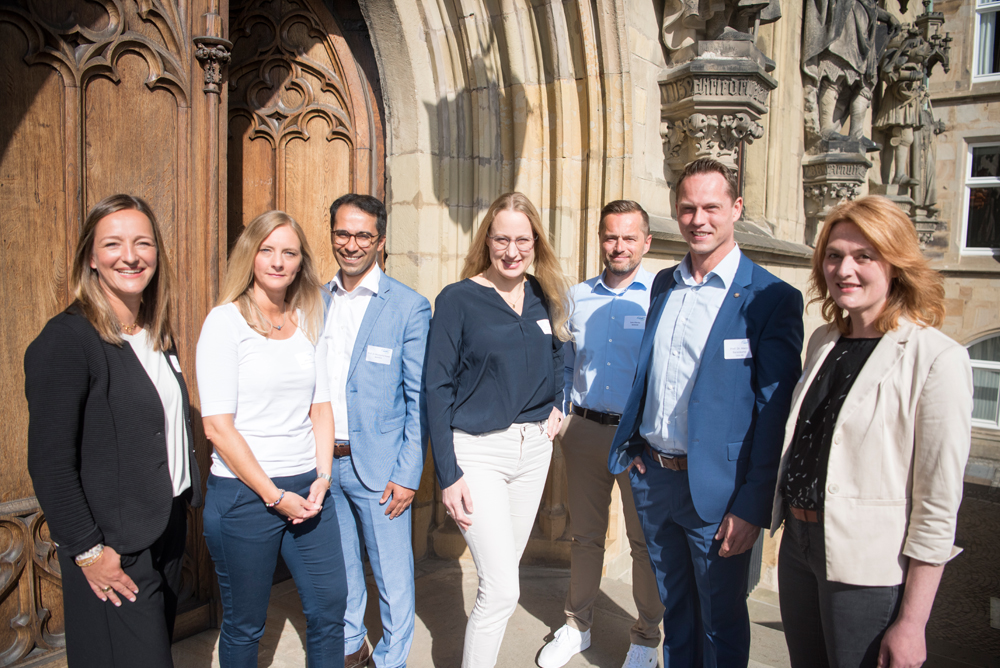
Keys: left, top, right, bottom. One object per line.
{"left": 769, "top": 195, "right": 972, "bottom": 668}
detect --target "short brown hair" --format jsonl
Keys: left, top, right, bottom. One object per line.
{"left": 70, "top": 194, "right": 176, "bottom": 351}
{"left": 675, "top": 157, "right": 739, "bottom": 203}
{"left": 811, "top": 195, "right": 944, "bottom": 335}
{"left": 599, "top": 200, "right": 650, "bottom": 237}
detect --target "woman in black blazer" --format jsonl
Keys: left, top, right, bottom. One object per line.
{"left": 25, "top": 194, "right": 202, "bottom": 668}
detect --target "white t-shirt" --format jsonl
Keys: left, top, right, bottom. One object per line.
{"left": 123, "top": 329, "right": 191, "bottom": 497}
{"left": 196, "top": 303, "right": 330, "bottom": 478}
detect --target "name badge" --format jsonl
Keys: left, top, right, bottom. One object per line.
{"left": 623, "top": 315, "right": 646, "bottom": 330}
{"left": 724, "top": 338, "right": 752, "bottom": 360}
{"left": 366, "top": 345, "right": 393, "bottom": 365}
{"left": 168, "top": 354, "right": 182, "bottom": 373}
{"left": 295, "top": 351, "right": 314, "bottom": 369}
{"left": 536, "top": 319, "right": 552, "bottom": 335}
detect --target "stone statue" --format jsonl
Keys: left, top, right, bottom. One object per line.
{"left": 874, "top": 25, "right": 924, "bottom": 186}
{"left": 801, "top": 0, "right": 897, "bottom": 146}
{"left": 662, "top": 0, "right": 781, "bottom": 64}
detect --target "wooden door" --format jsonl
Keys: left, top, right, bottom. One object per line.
{"left": 0, "top": 1, "right": 225, "bottom": 664}
{"left": 227, "top": 0, "right": 384, "bottom": 280}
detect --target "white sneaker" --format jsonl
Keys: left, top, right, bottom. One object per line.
{"left": 537, "top": 624, "right": 591, "bottom": 668}
{"left": 621, "top": 643, "right": 659, "bottom": 668}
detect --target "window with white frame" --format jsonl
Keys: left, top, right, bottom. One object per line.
{"left": 976, "top": 0, "right": 1000, "bottom": 80}
{"left": 963, "top": 143, "right": 1000, "bottom": 252}
{"left": 969, "top": 334, "right": 1000, "bottom": 428}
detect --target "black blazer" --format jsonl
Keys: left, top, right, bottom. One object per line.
{"left": 25, "top": 307, "right": 203, "bottom": 558}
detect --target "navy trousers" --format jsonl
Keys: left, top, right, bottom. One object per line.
{"left": 630, "top": 448, "right": 752, "bottom": 668}
{"left": 204, "top": 471, "right": 347, "bottom": 668}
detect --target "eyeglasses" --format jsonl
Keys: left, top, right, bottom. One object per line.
{"left": 488, "top": 234, "right": 537, "bottom": 252}
{"left": 332, "top": 230, "right": 381, "bottom": 249}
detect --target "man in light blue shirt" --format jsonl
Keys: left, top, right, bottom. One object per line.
{"left": 538, "top": 201, "right": 664, "bottom": 668}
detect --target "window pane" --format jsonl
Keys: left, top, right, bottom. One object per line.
{"left": 966, "top": 186, "right": 1000, "bottom": 248}
{"left": 972, "top": 368, "right": 1000, "bottom": 423}
{"left": 972, "top": 145, "right": 1000, "bottom": 178}
{"left": 969, "top": 335, "right": 1000, "bottom": 362}
{"left": 980, "top": 10, "right": 999, "bottom": 76}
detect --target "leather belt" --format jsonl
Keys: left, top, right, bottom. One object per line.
{"left": 572, "top": 404, "right": 621, "bottom": 426}
{"left": 644, "top": 445, "right": 687, "bottom": 471}
{"left": 334, "top": 441, "right": 351, "bottom": 459}
{"left": 789, "top": 505, "right": 822, "bottom": 523}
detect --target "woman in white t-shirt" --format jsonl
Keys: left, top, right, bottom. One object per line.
{"left": 196, "top": 210, "right": 346, "bottom": 667}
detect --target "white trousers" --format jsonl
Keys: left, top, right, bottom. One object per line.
{"left": 454, "top": 422, "right": 553, "bottom": 668}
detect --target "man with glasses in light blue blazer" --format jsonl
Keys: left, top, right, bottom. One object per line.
{"left": 321, "top": 194, "right": 431, "bottom": 668}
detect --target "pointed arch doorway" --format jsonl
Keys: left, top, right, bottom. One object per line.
{"left": 227, "top": 0, "right": 385, "bottom": 280}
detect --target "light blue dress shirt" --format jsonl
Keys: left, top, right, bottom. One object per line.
{"left": 563, "top": 266, "right": 655, "bottom": 415}
{"left": 640, "top": 245, "right": 742, "bottom": 455}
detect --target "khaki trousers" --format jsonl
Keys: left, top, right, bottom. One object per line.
{"left": 561, "top": 414, "right": 664, "bottom": 647}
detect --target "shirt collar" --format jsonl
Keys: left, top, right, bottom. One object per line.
{"left": 675, "top": 244, "right": 741, "bottom": 289}
{"left": 594, "top": 265, "right": 654, "bottom": 294}
{"left": 332, "top": 262, "right": 382, "bottom": 297}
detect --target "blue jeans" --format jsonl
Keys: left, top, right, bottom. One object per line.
{"left": 778, "top": 512, "right": 902, "bottom": 668}
{"left": 204, "top": 471, "right": 347, "bottom": 668}
{"left": 629, "top": 448, "right": 752, "bottom": 668}
{"left": 330, "top": 456, "right": 415, "bottom": 668}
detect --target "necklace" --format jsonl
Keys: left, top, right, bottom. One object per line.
{"left": 483, "top": 272, "right": 525, "bottom": 310}
{"left": 268, "top": 305, "right": 287, "bottom": 331}
{"left": 121, "top": 322, "right": 139, "bottom": 335}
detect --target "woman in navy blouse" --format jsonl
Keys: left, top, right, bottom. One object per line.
{"left": 425, "top": 192, "right": 571, "bottom": 667}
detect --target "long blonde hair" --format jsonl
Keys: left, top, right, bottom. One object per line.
{"left": 811, "top": 195, "right": 945, "bottom": 335}
{"left": 461, "top": 193, "right": 571, "bottom": 341}
{"left": 70, "top": 194, "right": 176, "bottom": 351}
{"left": 218, "top": 211, "right": 324, "bottom": 343}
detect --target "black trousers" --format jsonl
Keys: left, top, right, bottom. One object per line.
{"left": 778, "top": 513, "right": 903, "bottom": 668}
{"left": 58, "top": 496, "right": 188, "bottom": 668}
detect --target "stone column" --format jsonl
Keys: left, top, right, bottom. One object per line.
{"left": 802, "top": 149, "right": 872, "bottom": 246}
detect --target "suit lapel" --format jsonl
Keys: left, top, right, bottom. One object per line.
{"left": 347, "top": 272, "right": 391, "bottom": 382}
{"left": 834, "top": 319, "right": 913, "bottom": 428}
{"left": 699, "top": 253, "right": 754, "bottom": 369}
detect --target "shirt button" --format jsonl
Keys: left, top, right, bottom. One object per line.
{"left": 606, "top": 386, "right": 610, "bottom": 389}
{"left": 609, "top": 338, "right": 613, "bottom": 342}
{"left": 672, "top": 351, "right": 678, "bottom": 356}
{"left": 833, "top": 433, "right": 841, "bottom": 445}
{"left": 828, "top": 483, "right": 839, "bottom": 495}
{"left": 607, "top": 362, "right": 611, "bottom": 366}
{"left": 611, "top": 316, "right": 615, "bottom": 320}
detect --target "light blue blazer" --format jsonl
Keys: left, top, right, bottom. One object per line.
{"left": 609, "top": 253, "right": 804, "bottom": 528}
{"left": 323, "top": 272, "right": 432, "bottom": 492}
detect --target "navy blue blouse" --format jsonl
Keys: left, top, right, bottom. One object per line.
{"left": 425, "top": 276, "right": 564, "bottom": 488}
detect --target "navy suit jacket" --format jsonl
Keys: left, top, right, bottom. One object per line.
{"left": 609, "top": 253, "right": 804, "bottom": 528}
{"left": 323, "top": 271, "right": 432, "bottom": 492}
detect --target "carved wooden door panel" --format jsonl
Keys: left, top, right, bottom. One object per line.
{"left": 227, "top": 0, "right": 384, "bottom": 280}
{"left": 0, "top": 1, "right": 224, "bottom": 664}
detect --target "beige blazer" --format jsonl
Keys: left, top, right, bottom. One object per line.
{"left": 769, "top": 318, "right": 972, "bottom": 586}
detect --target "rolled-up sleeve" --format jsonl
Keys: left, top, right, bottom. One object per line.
{"left": 903, "top": 344, "right": 973, "bottom": 565}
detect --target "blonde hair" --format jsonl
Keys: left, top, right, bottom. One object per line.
{"left": 810, "top": 195, "right": 944, "bottom": 335}
{"left": 70, "top": 194, "right": 176, "bottom": 352}
{"left": 218, "top": 211, "right": 324, "bottom": 343}
{"left": 461, "top": 193, "right": 572, "bottom": 341}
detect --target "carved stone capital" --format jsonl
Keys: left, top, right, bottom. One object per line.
{"left": 193, "top": 36, "right": 232, "bottom": 95}
{"left": 659, "top": 55, "right": 776, "bottom": 175}
{"left": 802, "top": 152, "right": 873, "bottom": 246}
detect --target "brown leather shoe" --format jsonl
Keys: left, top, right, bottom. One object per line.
{"left": 345, "top": 640, "right": 371, "bottom": 668}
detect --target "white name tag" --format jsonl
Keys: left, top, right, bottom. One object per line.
{"left": 623, "top": 315, "right": 646, "bottom": 330}
{"left": 366, "top": 345, "right": 393, "bottom": 365}
{"left": 724, "top": 338, "right": 752, "bottom": 360}
{"left": 168, "top": 354, "right": 182, "bottom": 373}
{"left": 536, "top": 319, "right": 552, "bottom": 335}
{"left": 295, "top": 351, "right": 314, "bottom": 369}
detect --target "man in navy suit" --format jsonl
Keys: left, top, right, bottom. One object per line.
{"left": 608, "top": 158, "right": 803, "bottom": 667}
{"left": 321, "top": 194, "right": 431, "bottom": 668}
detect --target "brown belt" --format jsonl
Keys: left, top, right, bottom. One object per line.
{"left": 334, "top": 442, "right": 351, "bottom": 459}
{"left": 644, "top": 445, "right": 688, "bottom": 471}
{"left": 572, "top": 404, "right": 621, "bottom": 426}
{"left": 789, "top": 506, "right": 822, "bottom": 523}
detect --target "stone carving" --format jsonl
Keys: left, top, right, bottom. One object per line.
{"left": 661, "top": 112, "right": 765, "bottom": 169}
{"left": 662, "top": 0, "right": 782, "bottom": 64}
{"left": 802, "top": 152, "right": 873, "bottom": 245}
{"left": 801, "top": 0, "right": 898, "bottom": 147}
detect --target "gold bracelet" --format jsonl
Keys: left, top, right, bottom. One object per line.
{"left": 74, "top": 544, "right": 105, "bottom": 568}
